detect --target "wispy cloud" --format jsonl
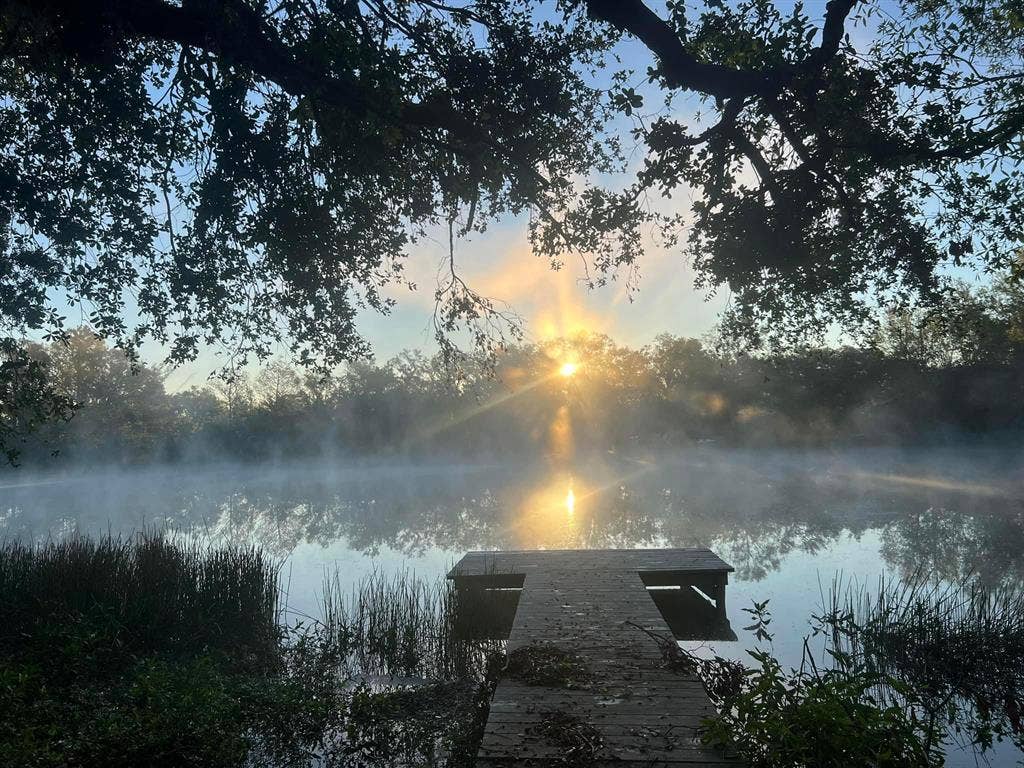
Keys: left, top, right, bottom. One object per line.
{"left": 386, "top": 209, "right": 724, "bottom": 353}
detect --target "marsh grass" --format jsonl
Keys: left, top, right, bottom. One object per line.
{"left": 0, "top": 534, "right": 511, "bottom": 766}
{"left": 825, "top": 575, "right": 1024, "bottom": 750}
{"left": 0, "top": 533, "right": 280, "bottom": 671}
{"left": 322, "top": 568, "right": 505, "bottom": 682}
{"left": 314, "top": 569, "right": 509, "bottom": 767}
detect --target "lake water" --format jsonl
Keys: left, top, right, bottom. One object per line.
{"left": 3, "top": 446, "right": 1023, "bottom": 765}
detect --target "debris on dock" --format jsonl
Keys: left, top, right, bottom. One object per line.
{"left": 449, "top": 548, "right": 740, "bottom": 766}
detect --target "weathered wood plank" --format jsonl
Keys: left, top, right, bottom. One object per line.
{"left": 448, "top": 548, "right": 734, "bottom": 579}
{"left": 449, "top": 548, "right": 740, "bottom": 766}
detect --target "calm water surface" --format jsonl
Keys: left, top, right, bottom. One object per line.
{"left": 3, "top": 446, "right": 1023, "bottom": 765}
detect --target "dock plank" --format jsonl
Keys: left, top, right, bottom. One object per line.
{"left": 450, "top": 548, "right": 740, "bottom": 766}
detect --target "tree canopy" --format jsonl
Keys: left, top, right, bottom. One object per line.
{"left": 2, "top": 0, "right": 1023, "bottom": 457}
{"left": 14, "top": 275, "right": 1024, "bottom": 467}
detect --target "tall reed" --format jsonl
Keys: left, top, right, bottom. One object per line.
{"left": 831, "top": 576, "right": 1024, "bottom": 690}
{"left": 322, "top": 569, "right": 504, "bottom": 683}
{"left": 0, "top": 533, "right": 281, "bottom": 670}
{"left": 825, "top": 574, "right": 1024, "bottom": 748}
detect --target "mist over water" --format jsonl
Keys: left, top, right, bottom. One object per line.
{"left": 5, "top": 445, "right": 1023, "bottom": 764}
{"left": 4, "top": 448, "right": 1022, "bottom": 627}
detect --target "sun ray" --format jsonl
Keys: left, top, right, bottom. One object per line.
{"left": 840, "top": 470, "right": 1014, "bottom": 498}
{"left": 401, "top": 370, "right": 561, "bottom": 447}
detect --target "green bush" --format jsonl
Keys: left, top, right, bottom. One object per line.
{"left": 696, "top": 602, "right": 944, "bottom": 767}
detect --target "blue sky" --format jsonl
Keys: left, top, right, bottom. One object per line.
{"left": 157, "top": 3, "right": 741, "bottom": 391}
{"left": 135, "top": 1, "right": 927, "bottom": 391}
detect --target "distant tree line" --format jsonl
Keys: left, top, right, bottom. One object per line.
{"left": 7, "top": 276, "right": 1024, "bottom": 468}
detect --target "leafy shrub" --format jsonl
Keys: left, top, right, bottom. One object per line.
{"left": 659, "top": 601, "right": 946, "bottom": 767}
{"left": 701, "top": 646, "right": 943, "bottom": 766}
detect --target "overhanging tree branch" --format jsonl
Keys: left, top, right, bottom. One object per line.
{"left": 20, "top": 0, "right": 485, "bottom": 145}
{"left": 582, "top": 0, "right": 776, "bottom": 98}
{"left": 802, "top": 0, "right": 860, "bottom": 72}
{"left": 583, "top": 0, "right": 862, "bottom": 99}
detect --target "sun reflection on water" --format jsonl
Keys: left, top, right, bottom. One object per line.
{"left": 510, "top": 473, "right": 587, "bottom": 548}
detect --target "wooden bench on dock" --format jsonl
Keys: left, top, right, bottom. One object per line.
{"left": 448, "top": 548, "right": 740, "bottom": 766}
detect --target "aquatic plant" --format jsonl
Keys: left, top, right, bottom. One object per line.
{"left": 0, "top": 534, "right": 506, "bottom": 768}
{"left": 0, "top": 534, "right": 340, "bottom": 768}
{"left": 0, "top": 533, "right": 280, "bottom": 671}
{"left": 315, "top": 568, "right": 513, "bottom": 764}
{"left": 322, "top": 568, "right": 505, "bottom": 682}
{"left": 826, "top": 575, "right": 1024, "bottom": 753}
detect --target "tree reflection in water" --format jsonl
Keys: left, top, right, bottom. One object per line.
{"left": 3, "top": 448, "right": 1023, "bottom": 589}
{"left": 6, "top": 448, "right": 1023, "bottom": 767}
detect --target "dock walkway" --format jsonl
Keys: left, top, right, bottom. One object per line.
{"left": 448, "top": 549, "right": 740, "bottom": 766}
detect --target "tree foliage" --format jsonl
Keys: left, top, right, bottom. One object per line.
{"left": 12, "top": 276, "right": 1024, "bottom": 467}
{"left": 583, "top": 0, "right": 1024, "bottom": 343}
{"left": 0, "top": 337, "right": 74, "bottom": 464}
{"left": 23, "top": 327, "right": 173, "bottom": 461}
{"left": 1, "top": 0, "right": 1023, "bottom": 453}
{"left": 0, "top": 0, "right": 616, "bottom": 368}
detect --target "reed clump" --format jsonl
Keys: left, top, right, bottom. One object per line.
{"left": 827, "top": 575, "right": 1024, "bottom": 750}
{"left": 838, "top": 576, "right": 1024, "bottom": 693}
{"left": 0, "top": 533, "right": 280, "bottom": 672}
{"left": 315, "top": 570, "right": 509, "bottom": 766}
{"left": 0, "top": 534, "right": 508, "bottom": 767}
{"left": 322, "top": 568, "right": 505, "bottom": 682}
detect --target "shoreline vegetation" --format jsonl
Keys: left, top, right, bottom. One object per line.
{"left": 8, "top": 295, "right": 1024, "bottom": 469}
{"left": 2, "top": 534, "right": 1022, "bottom": 767}
{"left": 0, "top": 534, "right": 500, "bottom": 768}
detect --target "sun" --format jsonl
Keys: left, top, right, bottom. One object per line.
{"left": 559, "top": 362, "right": 579, "bottom": 378}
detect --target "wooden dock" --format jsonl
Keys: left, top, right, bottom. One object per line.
{"left": 448, "top": 549, "right": 740, "bottom": 766}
